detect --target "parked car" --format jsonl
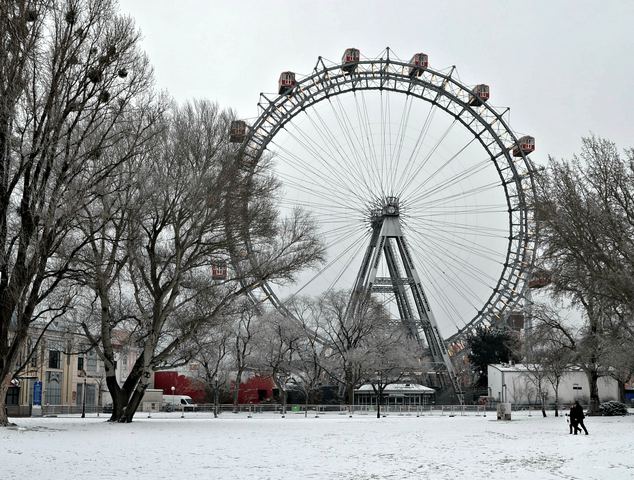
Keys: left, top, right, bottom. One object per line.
{"left": 162, "top": 395, "right": 197, "bottom": 412}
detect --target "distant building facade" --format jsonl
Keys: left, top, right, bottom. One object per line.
{"left": 7, "top": 323, "right": 141, "bottom": 415}
{"left": 488, "top": 363, "right": 620, "bottom": 406}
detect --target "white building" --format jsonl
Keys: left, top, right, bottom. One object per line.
{"left": 488, "top": 363, "right": 619, "bottom": 406}
{"left": 354, "top": 383, "right": 435, "bottom": 406}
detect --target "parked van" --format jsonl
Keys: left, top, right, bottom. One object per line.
{"left": 162, "top": 395, "right": 197, "bottom": 412}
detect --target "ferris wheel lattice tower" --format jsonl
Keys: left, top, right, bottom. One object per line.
{"left": 348, "top": 195, "right": 464, "bottom": 401}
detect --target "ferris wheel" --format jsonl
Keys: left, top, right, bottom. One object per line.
{"left": 228, "top": 48, "right": 536, "bottom": 398}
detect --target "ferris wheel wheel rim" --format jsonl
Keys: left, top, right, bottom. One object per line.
{"left": 234, "top": 52, "right": 537, "bottom": 343}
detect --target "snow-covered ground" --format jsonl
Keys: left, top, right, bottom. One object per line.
{"left": 2, "top": 410, "right": 633, "bottom": 480}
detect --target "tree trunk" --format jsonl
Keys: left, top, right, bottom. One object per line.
{"left": 122, "top": 382, "right": 149, "bottom": 423}
{"left": 0, "top": 374, "right": 14, "bottom": 427}
{"left": 617, "top": 379, "right": 625, "bottom": 403}
{"left": 344, "top": 368, "right": 354, "bottom": 404}
{"left": 376, "top": 390, "right": 382, "bottom": 419}
{"left": 586, "top": 369, "right": 601, "bottom": 415}
{"left": 106, "top": 364, "right": 144, "bottom": 423}
{"left": 213, "top": 378, "right": 219, "bottom": 418}
{"left": 232, "top": 370, "right": 243, "bottom": 413}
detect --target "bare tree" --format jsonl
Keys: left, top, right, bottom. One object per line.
{"left": 230, "top": 302, "right": 259, "bottom": 413}
{"left": 312, "top": 291, "right": 389, "bottom": 403}
{"left": 191, "top": 322, "right": 232, "bottom": 417}
{"left": 253, "top": 309, "right": 302, "bottom": 415}
{"left": 76, "top": 100, "right": 323, "bottom": 422}
{"left": 534, "top": 136, "right": 634, "bottom": 414}
{"left": 288, "top": 315, "right": 326, "bottom": 417}
{"left": 357, "top": 327, "right": 420, "bottom": 418}
{"left": 0, "top": 0, "right": 154, "bottom": 426}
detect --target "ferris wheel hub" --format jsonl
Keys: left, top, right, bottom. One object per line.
{"left": 370, "top": 196, "right": 400, "bottom": 222}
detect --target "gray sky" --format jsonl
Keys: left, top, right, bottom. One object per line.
{"left": 118, "top": 0, "right": 633, "bottom": 334}
{"left": 119, "top": 0, "right": 634, "bottom": 162}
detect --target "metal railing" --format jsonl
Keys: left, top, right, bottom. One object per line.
{"left": 158, "top": 403, "right": 488, "bottom": 417}
{"left": 11, "top": 403, "right": 491, "bottom": 418}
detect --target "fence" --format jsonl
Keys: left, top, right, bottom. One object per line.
{"left": 187, "top": 403, "right": 490, "bottom": 418}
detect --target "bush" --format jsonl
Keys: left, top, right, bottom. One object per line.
{"left": 599, "top": 400, "right": 628, "bottom": 416}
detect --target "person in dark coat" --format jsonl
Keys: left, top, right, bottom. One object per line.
{"left": 568, "top": 404, "right": 580, "bottom": 434}
{"left": 571, "top": 401, "right": 589, "bottom": 435}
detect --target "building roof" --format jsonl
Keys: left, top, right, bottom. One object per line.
{"left": 355, "top": 383, "right": 435, "bottom": 393}
{"left": 489, "top": 363, "right": 584, "bottom": 373}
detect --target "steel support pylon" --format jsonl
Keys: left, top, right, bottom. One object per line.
{"left": 348, "top": 198, "right": 464, "bottom": 404}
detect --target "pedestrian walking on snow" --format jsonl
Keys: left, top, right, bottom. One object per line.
{"left": 567, "top": 404, "right": 580, "bottom": 434}
{"left": 570, "top": 401, "right": 589, "bottom": 435}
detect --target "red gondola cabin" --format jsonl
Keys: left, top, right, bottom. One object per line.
{"left": 528, "top": 269, "right": 551, "bottom": 289}
{"left": 229, "top": 120, "right": 247, "bottom": 143}
{"left": 408, "top": 53, "right": 429, "bottom": 77}
{"left": 341, "top": 48, "right": 360, "bottom": 73}
{"left": 212, "top": 264, "right": 227, "bottom": 281}
{"left": 512, "top": 136, "right": 535, "bottom": 157}
{"left": 278, "top": 72, "right": 296, "bottom": 95}
{"left": 469, "top": 84, "right": 490, "bottom": 106}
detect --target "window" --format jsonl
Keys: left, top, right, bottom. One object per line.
{"left": 86, "top": 349, "right": 97, "bottom": 373}
{"left": 45, "top": 372, "right": 62, "bottom": 405}
{"left": 6, "top": 386, "right": 19, "bottom": 406}
{"left": 48, "top": 350, "right": 61, "bottom": 369}
{"left": 77, "top": 357, "right": 84, "bottom": 371}
{"left": 76, "top": 383, "right": 96, "bottom": 406}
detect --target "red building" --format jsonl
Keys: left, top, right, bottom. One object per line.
{"left": 231, "top": 374, "right": 275, "bottom": 404}
{"left": 154, "top": 371, "right": 207, "bottom": 403}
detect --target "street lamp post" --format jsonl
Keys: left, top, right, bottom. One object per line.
{"left": 171, "top": 386, "right": 175, "bottom": 411}
{"left": 213, "top": 377, "right": 219, "bottom": 419}
{"left": 80, "top": 371, "right": 87, "bottom": 419}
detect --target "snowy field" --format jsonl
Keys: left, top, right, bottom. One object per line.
{"left": 2, "top": 410, "right": 633, "bottom": 480}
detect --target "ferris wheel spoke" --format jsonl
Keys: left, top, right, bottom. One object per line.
{"left": 331, "top": 97, "right": 382, "bottom": 202}
{"left": 398, "top": 118, "right": 458, "bottom": 198}
{"left": 270, "top": 152, "right": 365, "bottom": 210}
{"left": 273, "top": 167, "right": 369, "bottom": 214}
{"left": 411, "top": 249, "right": 471, "bottom": 331}
{"left": 309, "top": 106, "right": 380, "bottom": 202}
{"left": 410, "top": 240, "right": 496, "bottom": 311}
{"left": 281, "top": 229, "right": 370, "bottom": 303}
{"left": 411, "top": 226, "right": 506, "bottom": 264}
{"left": 409, "top": 230, "right": 500, "bottom": 286}
{"left": 319, "top": 222, "right": 368, "bottom": 242}
{"left": 416, "top": 204, "right": 508, "bottom": 216}
{"left": 278, "top": 197, "right": 363, "bottom": 215}
{"left": 359, "top": 91, "right": 387, "bottom": 193}
{"left": 324, "top": 98, "right": 381, "bottom": 201}
{"left": 409, "top": 183, "right": 505, "bottom": 213}
{"left": 293, "top": 110, "right": 374, "bottom": 204}
{"left": 393, "top": 101, "right": 437, "bottom": 194}
{"left": 403, "top": 135, "right": 478, "bottom": 200}
{"left": 353, "top": 92, "right": 382, "bottom": 191}
{"left": 407, "top": 220, "right": 502, "bottom": 275}
{"left": 406, "top": 216, "right": 508, "bottom": 238}
{"left": 383, "top": 92, "right": 392, "bottom": 196}
{"left": 333, "top": 95, "right": 385, "bottom": 199}
{"left": 274, "top": 127, "right": 369, "bottom": 206}
{"left": 388, "top": 92, "right": 414, "bottom": 194}
{"left": 407, "top": 159, "right": 494, "bottom": 206}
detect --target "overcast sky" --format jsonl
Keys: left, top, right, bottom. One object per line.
{"left": 116, "top": 0, "right": 631, "bottom": 331}
{"left": 119, "top": 0, "right": 634, "bottom": 163}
